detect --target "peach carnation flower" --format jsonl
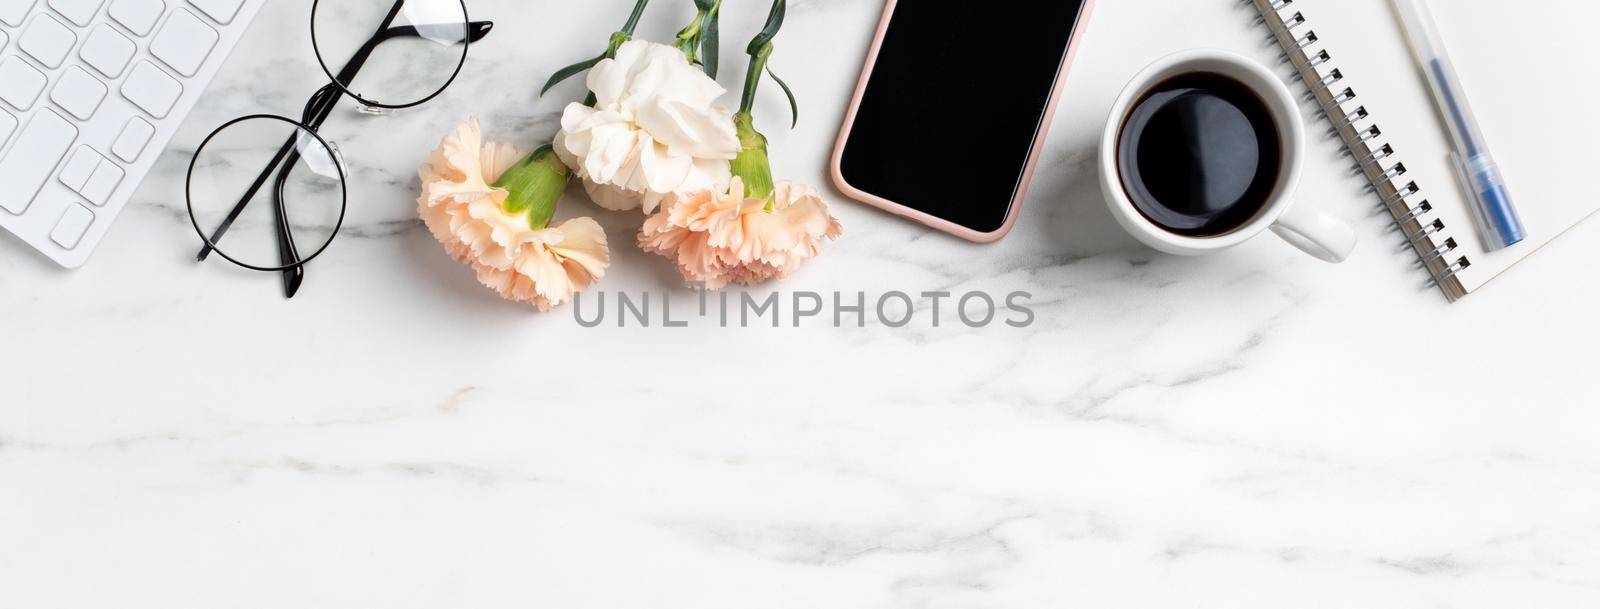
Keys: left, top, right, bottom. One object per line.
{"left": 418, "top": 118, "right": 610, "bottom": 311}
{"left": 638, "top": 177, "right": 842, "bottom": 289}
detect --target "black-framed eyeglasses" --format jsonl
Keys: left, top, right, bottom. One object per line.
{"left": 186, "top": 0, "right": 493, "bottom": 298}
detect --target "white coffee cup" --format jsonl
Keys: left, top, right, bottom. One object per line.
{"left": 1100, "top": 49, "right": 1356, "bottom": 263}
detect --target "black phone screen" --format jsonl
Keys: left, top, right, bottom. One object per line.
{"left": 838, "top": 1, "right": 1088, "bottom": 234}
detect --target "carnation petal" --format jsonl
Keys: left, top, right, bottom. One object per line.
{"left": 548, "top": 217, "right": 611, "bottom": 283}
{"left": 586, "top": 42, "right": 645, "bottom": 107}
{"left": 637, "top": 135, "right": 695, "bottom": 194}
{"left": 579, "top": 180, "right": 640, "bottom": 212}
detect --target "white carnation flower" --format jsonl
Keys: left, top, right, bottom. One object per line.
{"left": 554, "top": 40, "right": 741, "bottom": 214}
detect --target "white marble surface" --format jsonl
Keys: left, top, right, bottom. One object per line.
{"left": 6, "top": 0, "right": 1600, "bottom": 607}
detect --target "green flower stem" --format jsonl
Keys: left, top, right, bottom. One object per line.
{"left": 673, "top": 0, "right": 722, "bottom": 65}
{"left": 735, "top": 0, "right": 797, "bottom": 128}
{"left": 730, "top": 113, "right": 775, "bottom": 201}
{"left": 737, "top": 42, "right": 774, "bottom": 115}
{"left": 493, "top": 145, "right": 573, "bottom": 230}
{"left": 620, "top": 0, "right": 651, "bottom": 35}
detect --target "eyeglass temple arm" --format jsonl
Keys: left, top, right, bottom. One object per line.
{"left": 380, "top": 20, "right": 495, "bottom": 43}
{"left": 270, "top": 174, "right": 305, "bottom": 296}
{"left": 264, "top": 82, "right": 349, "bottom": 296}
{"left": 265, "top": 85, "right": 344, "bottom": 297}
{"left": 333, "top": 20, "right": 495, "bottom": 87}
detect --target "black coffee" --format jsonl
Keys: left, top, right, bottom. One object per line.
{"left": 1117, "top": 72, "right": 1281, "bottom": 236}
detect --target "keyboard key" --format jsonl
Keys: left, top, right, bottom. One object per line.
{"left": 19, "top": 14, "right": 77, "bottom": 68}
{"left": 120, "top": 60, "right": 182, "bottom": 118}
{"left": 185, "top": 0, "right": 240, "bottom": 24}
{"left": 150, "top": 8, "right": 216, "bottom": 77}
{"left": 108, "top": 0, "right": 162, "bottom": 36}
{"left": 0, "top": 56, "right": 48, "bottom": 110}
{"left": 0, "top": 28, "right": 8, "bottom": 47}
{"left": 111, "top": 116, "right": 154, "bottom": 162}
{"left": 50, "top": 66, "right": 108, "bottom": 120}
{"left": 81, "top": 160, "right": 123, "bottom": 205}
{"left": 0, "top": 110, "right": 77, "bottom": 214}
{"left": 49, "top": 202, "right": 94, "bottom": 248}
{"left": 0, "top": 108, "right": 15, "bottom": 146}
{"left": 49, "top": 0, "right": 107, "bottom": 26}
{"left": 80, "top": 24, "right": 136, "bottom": 78}
{"left": 59, "top": 145, "right": 103, "bottom": 191}
{"left": 0, "top": 0, "right": 36, "bottom": 27}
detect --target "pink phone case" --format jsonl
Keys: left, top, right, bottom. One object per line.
{"left": 830, "top": 0, "right": 1096, "bottom": 243}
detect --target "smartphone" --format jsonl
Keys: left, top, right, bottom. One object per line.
{"left": 831, "top": 1, "right": 1094, "bottom": 242}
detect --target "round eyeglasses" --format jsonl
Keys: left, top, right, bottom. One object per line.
{"left": 187, "top": 0, "right": 492, "bottom": 298}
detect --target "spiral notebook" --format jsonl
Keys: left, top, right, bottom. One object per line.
{"left": 1251, "top": 0, "right": 1600, "bottom": 301}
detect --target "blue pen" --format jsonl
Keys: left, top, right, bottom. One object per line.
{"left": 1392, "top": 0, "right": 1525, "bottom": 250}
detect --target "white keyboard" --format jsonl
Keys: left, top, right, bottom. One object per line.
{"left": 0, "top": 0, "right": 264, "bottom": 268}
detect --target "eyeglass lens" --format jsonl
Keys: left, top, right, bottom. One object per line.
{"left": 188, "top": 116, "right": 345, "bottom": 271}
{"left": 311, "top": 0, "right": 472, "bottom": 109}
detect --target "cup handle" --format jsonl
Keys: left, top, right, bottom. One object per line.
{"left": 1270, "top": 203, "right": 1357, "bottom": 263}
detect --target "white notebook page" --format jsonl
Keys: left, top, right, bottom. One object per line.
{"left": 1295, "top": 0, "right": 1600, "bottom": 294}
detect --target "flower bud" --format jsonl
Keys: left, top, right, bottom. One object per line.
{"left": 729, "top": 113, "right": 775, "bottom": 201}
{"left": 492, "top": 145, "right": 571, "bottom": 230}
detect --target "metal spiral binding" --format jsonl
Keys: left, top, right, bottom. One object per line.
{"left": 1249, "top": 0, "right": 1471, "bottom": 299}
